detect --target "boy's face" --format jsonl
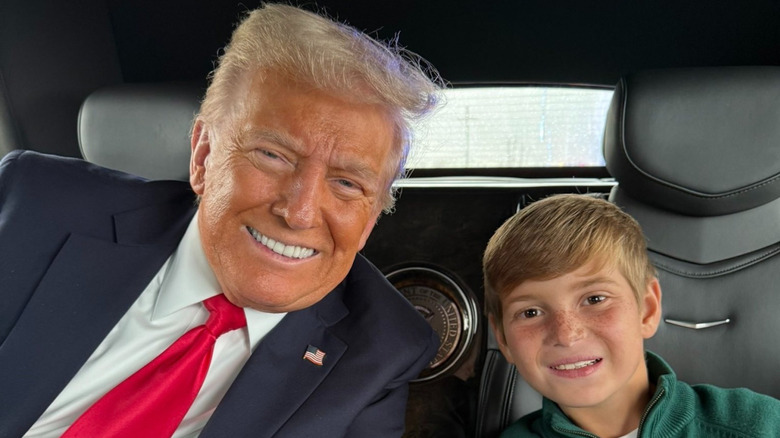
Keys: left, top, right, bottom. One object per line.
{"left": 492, "top": 260, "right": 661, "bottom": 420}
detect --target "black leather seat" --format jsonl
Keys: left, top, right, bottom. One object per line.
{"left": 475, "top": 327, "right": 542, "bottom": 438}
{"left": 78, "top": 82, "right": 203, "bottom": 180}
{"left": 605, "top": 66, "right": 780, "bottom": 397}
{"left": 475, "top": 66, "right": 780, "bottom": 438}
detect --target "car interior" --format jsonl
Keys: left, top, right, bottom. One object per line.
{"left": 3, "top": 1, "right": 780, "bottom": 437}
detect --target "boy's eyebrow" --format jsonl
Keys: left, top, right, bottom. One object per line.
{"left": 502, "top": 292, "right": 538, "bottom": 304}
{"left": 573, "top": 276, "right": 620, "bottom": 290}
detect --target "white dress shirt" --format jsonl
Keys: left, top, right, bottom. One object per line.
{"left": 25, "top": 213, "right": 286, "bottom": 437}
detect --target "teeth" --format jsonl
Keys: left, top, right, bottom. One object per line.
{"left": 553, "top": 359, "right": 600, "bottom": 370}
{"left": 247, "top": 227, "right": 315, "bottom": 259}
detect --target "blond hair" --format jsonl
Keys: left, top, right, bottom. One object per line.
{"left": 483, "top": 194, "right": 656, "bottom": 332}
{"left": 198, "top": 3, "right": 443, "bottom": 212}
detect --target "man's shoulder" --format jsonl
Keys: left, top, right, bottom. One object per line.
{"left": 342, "top": 255, "right": 423, "bottom": 318}
{"left": 340, "top": 254, "right": 436, "bottom": 341}
{"left": 1, "top": 150, "right": 192, "bottom": 209}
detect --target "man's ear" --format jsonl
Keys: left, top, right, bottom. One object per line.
{"left": 489, "top": 315, "right": 515, "bottom": 364}
{"left": 190, "top": 119, "right": 211, "bottom": 196}
{"left": 641, "top": 278, "right": 663, "bottom": 339}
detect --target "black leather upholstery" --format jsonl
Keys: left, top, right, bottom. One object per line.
{"left": 605, "top": 67, "right": 780, "bottom": 217}
{"left": 0, "top": 0, "right": 122, "bottom": 158}
{"left": 78, "top": 82, "right": 203, "bottom": 181}
{"left": 474, "top": 66, "right": 780, "bottom": 438}
{"left": 606, "top": 67, "right": 780, "bottom": 398}
{"left": 475, "top": 328, "right": 541, "bottom": 438}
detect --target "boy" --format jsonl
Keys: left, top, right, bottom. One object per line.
{"left": 483, "top": 194, "right": 780, "bottom": 438}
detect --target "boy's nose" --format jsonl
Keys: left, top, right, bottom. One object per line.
{"left": 549, "top": 311, "right": 585, "bottom": 347}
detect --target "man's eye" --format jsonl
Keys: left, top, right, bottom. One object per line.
{"left": 337, "top": 179, "right": 355, "bottom": 188}
{"left": 585, "top": 295, "right": 606, "bottom": 305}
{"left": 260, "top": 149, "right": 280, "bottom": 160}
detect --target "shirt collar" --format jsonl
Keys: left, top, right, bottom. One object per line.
{"left": 155, "top": 212, "right": 286, "bottom": 348}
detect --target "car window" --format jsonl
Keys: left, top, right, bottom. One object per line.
{"left": 409, "top": 86, "right": 614, "bottom": 169}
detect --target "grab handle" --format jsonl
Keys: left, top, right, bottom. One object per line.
{"left": 664, "top": 318, "right": 730, "bottom": 330}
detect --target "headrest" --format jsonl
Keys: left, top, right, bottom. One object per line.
{"left": 78, "top": 82, "right": 204, "bottom": 181}
{"left": 604, "top": 67, "right": 780, "bottom": 216}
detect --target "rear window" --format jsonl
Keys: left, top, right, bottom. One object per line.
{"left": 409, "top": 86, "right": 614, "bottom": 169}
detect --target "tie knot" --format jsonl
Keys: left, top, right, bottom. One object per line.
{"left": 203, "top": 294, "right": 247, "bottom": 336}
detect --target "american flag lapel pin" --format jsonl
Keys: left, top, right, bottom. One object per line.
{"left": 303, "top": 345, "right": 326, "bottom": 366}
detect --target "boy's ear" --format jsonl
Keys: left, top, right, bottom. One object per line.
{"left": 640, "top": 278, "right": 663, "bottom": 339}
{"left": 489, "top": 315, "right": 515, "bottom": 364}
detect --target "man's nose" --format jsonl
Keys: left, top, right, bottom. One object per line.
{"left": 272, "top": 168, "right": 324, "bottom": 229}
{"left": 548, "top": 310, "right": 585, "bottom": 347}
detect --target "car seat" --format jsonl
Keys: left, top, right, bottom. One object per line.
{"left": 475, "top": 66, "right": 780, "bottom": 438}
{"left": 605, "top": 66, "right": 780, "bottom": 397}
{"left": 78, "top": 82, "right": 202, "bottom": 180}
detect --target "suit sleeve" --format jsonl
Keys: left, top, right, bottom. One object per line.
{"left": 0, "top": 149, "right": 24, "bottom": 207}
{"left": 343, "top": 327, "right": 440, "bottom": 438}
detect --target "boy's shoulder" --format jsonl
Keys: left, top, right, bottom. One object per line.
{"left": 499, "top": 409, "right": 543, "bottom": 438}
{"left": 499, "top": 399, "right": 577, "bottom": 438}
{"left": 685, "top": 382, "right": 780, "bottom": 436}
{"left": 497, "top": 352, "right": 780, "bottom": 438}
{"left": 647, "top": 351, "right": 780, "bottom": 437}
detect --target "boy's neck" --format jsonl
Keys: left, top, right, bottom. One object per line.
{"left": 560, "top": 366, "right": 653, "bottom": 438}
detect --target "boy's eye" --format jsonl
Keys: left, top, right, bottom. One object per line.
{"left": 519, "top": 308, "right": 541, "bottom": 319}
{"left": 585, "top": 295, "right": 606, "bottom": 305}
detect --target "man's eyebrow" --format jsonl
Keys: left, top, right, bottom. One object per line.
{"left": 242, "top": 128, "right": 303, "bottom": 152}
{"left": 336, "top": 158, "right": 381, "bottom": 185}
{"left": 242, "top": 127, "right": 384, "bottom": 185}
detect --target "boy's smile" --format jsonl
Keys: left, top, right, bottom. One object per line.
{"left": 548, "top": 357, "right": 603, "bottom": 376}
{"left": 493, "top": 259, "right": 662, "bottom": 431}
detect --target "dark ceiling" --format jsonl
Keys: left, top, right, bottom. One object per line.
{"left": 3, "top": 0, "right": 780, "bottom": 158}
{"left": 107, "top": 0, "right": 780, "bottom": 86}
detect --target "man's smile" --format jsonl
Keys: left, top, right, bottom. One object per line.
{"left": 247, "top": 226, "right": 317, "bottom": 259}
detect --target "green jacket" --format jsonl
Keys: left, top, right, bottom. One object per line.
{"left": 501, "top": 351, "right": 780, "bottom": 438}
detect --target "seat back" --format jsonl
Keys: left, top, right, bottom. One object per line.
{"left": 604, "top": 66, "right": 780, "bottom": 397}
{"left": 474, "top": 66, "right": 780, "bottom": 438}
{"left": 475, "top": 327, "right": 542, "bottom": 438}
{"left": 0, "top": 0, "right": 123, "bottom": 159}
{"left": 78, "top": 82, "right": 203, "bottom": 180}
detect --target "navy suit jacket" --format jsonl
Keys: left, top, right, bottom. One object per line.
{"left": 0, "top": 150, "right": 439, "bottom": 437}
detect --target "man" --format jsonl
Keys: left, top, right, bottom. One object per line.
{"left": 0, "top": 4, "right": 443, "bottom": 437}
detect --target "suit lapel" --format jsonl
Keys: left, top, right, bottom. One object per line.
{"left": 0, "top": 200, "right": 195, "bottom": 436}
{"left": 202, "top": 283, "right": 349, "bottom": 438}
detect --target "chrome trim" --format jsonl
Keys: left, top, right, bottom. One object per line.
{"left": 385, "top": 265, "right": 480, "bottom": 383}
{"left": 392, "top": 176, "right": 617, "bottom": 189}
{"left": 664, "top": 318, "right": 731, "bottom": 330}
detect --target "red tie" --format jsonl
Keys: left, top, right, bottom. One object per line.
{"left": 62, "top": 294, "right": 247, "bottom": 438}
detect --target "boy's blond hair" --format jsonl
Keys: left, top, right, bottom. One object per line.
{"left": 483, "top": 194, "right": 656, "bottom": 333}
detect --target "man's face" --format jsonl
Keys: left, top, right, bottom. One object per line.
{"left": 492, "top": 260, "right": 661, "bottom": 424}
{"left": 189, "top": 72, "right": 395, "bottom": 312}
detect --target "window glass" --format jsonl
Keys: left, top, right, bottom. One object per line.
{"left": 408, "top": 86, "right": 614, "bottom": 169}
